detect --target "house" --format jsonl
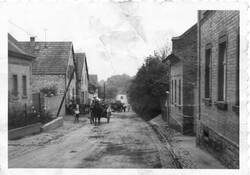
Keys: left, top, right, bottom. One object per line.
{"left": 116, "top": 94, "right": 128, "bottom": 105}
{"left": 88, "top": 74, "right": 98, "bottom": 101}
{"left": 18, "top": 37, "right": 77, "bottom": 114}
{"left": 165, "top": 24, "right": 197, "bottom": 135}
{"left": 75, "top": 53, "right": 89, "bottom": 105}
{"left": 196, "top": 10, "right": 239, "bottom": 168}
{"left": 8, "top": 34, "right": 35, "bottom": 106}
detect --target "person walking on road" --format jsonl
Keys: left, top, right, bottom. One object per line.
{"left": 127, "top": 104, "right": 131, "bottom": 112}
{"left": 107, "top": 104, "right": 112, "bottom": 117}
{"left": 74, "top": 104, "right": 80, "bottom": 123}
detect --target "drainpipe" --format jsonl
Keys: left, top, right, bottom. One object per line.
{"left": 197, "top": 11, "right": 201, "bottom": 143}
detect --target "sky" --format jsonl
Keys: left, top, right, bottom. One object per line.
{"left": 7, "top": 2, "right": 197, "bottom": 81}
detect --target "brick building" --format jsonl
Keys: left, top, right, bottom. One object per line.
{"left": 19, "top": 38, "right": 77, "bottom": 113}
{"left": 75, "top": 53, "right": 89, "bottom": 105}
{"left": 165, "top": 24, "right": 197, "bottom": 135}
{"left": 196, "top": 10, "right": 239, "bottom": 168}
{"left": 8, "top": 34, "right": 35, "bottom": 106}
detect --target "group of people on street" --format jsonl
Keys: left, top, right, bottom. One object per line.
{"left": 122, "top": 103, "right": 131, "bottom": 112}
{"left": 89, "top": 97, "right": 112, "bottom": 125}
{"left": 71, "top": 96, "right": 131, "bottom": 124}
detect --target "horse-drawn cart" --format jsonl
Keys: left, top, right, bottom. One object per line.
{"left": 111, "top": 101, "right": 123, "bottom": 112}
{"left": 90, "top": 102, "right": 111, "bottom": 125}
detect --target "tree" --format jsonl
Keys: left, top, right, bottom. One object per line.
{"left": 128, "top": 55, "right": 169, "bottom": 121}
{"left": 106, "top": 74, "right": 131, "bottom": 94}
{"left": 88, "top": 83, "right": 97, "bottom": 94}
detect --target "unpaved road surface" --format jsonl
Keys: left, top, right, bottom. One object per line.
{"left": 9, "top": 112, "right": 176, "bottom": 168}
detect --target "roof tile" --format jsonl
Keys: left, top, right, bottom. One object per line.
{"left": 19, "top": 41, "right": 72, "bottom": 75}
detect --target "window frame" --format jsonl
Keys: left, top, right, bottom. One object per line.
{"left": 174, "top": 79, "right": 177, "bottom": 104}
{"left": 204, "top": 44, "right": 212, "bottom": 99}
{"left": 233, "top": 29, "right": 240, "bottom": 114}
{"left": 236, "top": 31, "right": 240, "bottom": 106}
{"left": 12, "top": 74, "right": 18, "bottom": 97}
{"left": 215, "top": 33, "right": 228, "bottom": 110}
{"left": 178, "top": 79, "right": 181, "bottom": 105}
{"left": 217, "top": 34, "right": 227, "bottom": 102}
{"left": 171, "top": 80, "right": 174, "bottom": 104}
{"left": 22, "top": 75, "right": 27, "bottom": 97}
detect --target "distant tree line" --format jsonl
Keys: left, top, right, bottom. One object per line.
{"left": 98, "top": 74, "right": 131, "bottom": 100}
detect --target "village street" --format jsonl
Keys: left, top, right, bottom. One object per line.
{"left": 9, "top": 112, "right": 177, "bottom": 168}
{"left": 6, "top": 3, "right": 241, "bottom": 171}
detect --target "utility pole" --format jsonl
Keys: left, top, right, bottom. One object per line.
{"left": 56, "top": 68, "right": 75, "bottom": 117}
{"left": 104, "top": 82, "right": 106, "bottom": 101}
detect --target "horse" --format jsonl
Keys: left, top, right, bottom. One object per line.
{"left": 91, "top": 102, "right": 104, "bottom": 126}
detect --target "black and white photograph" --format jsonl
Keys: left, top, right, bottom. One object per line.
{"left": 0, "top": 1, "right": 249, "bottom": 174}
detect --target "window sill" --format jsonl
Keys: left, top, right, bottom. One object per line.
{"left": 174, "top": 104, "right": 182, "bottom": 109}
{"left": 22, "top": 95, "right": 28, "bottom": 99}
{"left": 232, "top": 105, "right": 239, "bottom": 115}
{"left": 214, "top": 101, "right": 228, "bottom": 110}
{"left": 202, "top": 98, "right": 212, "bottom": 106}
{"left": 11, "top": 96, "right": 19, "bottom": 101}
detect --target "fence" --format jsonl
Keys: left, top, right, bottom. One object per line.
{"left": 32, "top": 92, "right": 44, "bottom": 113}
{"left": 44, "top": 94, "right": 65, "bottom": 116}
{"left": 8, "top": 93, "right": 57, "bottom": 130}
{"left": 8, "top": 102, "right": 40, "bottom": 130}
{"left": 32, "top": 93, "right": 65, "bottom": 117}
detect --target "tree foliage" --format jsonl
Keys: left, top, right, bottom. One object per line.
{"left": 128, "top": 55, "right": 169, "bottom": 121}
{"left": 40, "top": 85, "right": 58, "bottom": 96}
{"left": 88, "top": 82, "right": 97, "bottom": 94}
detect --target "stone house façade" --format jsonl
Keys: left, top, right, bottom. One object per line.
{"left": 165, "top": 24, "right": 197, "bottom": 135}
{"left": 196, "top": 10, "right": 239, "bottom": 168}
{"left": 19, "top": 37, "right": 77, "bottom": 114}
{"left": 8, "top": 34, "right": 35, "bottom": 107}
{"left": 75, "top": 53, "right": 89, "bottom": 105}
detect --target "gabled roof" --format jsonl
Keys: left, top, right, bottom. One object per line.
{"left": 75, "top": 52, "right": 89, "bottom": 81}
{"left": 89, "top": 74, "right": 98, "bottom": 86}
{"left": 18, "top": 41, "right": 73, "bottom": 75}
{"left": 172, "top": 24, "right": 197, "bottom": 41}
{"left": 164, "top": 53, "right": 181, "bottom": 65}
{"left": 8, "top": 34, "right": 35, "bottom": 60}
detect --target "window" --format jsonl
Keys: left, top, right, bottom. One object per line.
{"left": 205, "top": 46, "right": 211, "bottom": 98}
{"left": 72, "top": 88, "right": 75, "bottom": 101}
{"left": 120, "top": 96, "right": 123, "bottom": 100}
{"left": 218, "top": 36, "right": 227, "bottom": 101}
{"left": 236, "top": 32, "right": 240, "bottom": 106}
{"left": 12, "top": 75, "right": 18, "bottom": 96}
{"left": 22, "top": 75, "right": 27, "bottom": 96}
{"left": 171, "top": 80, "right": 173, "bottom": 104}
{"left": 174, "top": 79, "right": 177, "bottom": 104}
{"left": 179, "top": 79, "right": 181, "bottom": 105}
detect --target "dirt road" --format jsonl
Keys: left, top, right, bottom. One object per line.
{"left": 9, "top": 112, "right": 176, "bottom": 168}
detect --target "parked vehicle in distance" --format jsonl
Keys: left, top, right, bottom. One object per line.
{"left": 111, "top": 100, "right": 123, "bottom": 112}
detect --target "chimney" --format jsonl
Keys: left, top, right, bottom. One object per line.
{"left": 30, "top": 36, "right": 35, "bottom": 42}
{"left": 30, "top": 36, "right": 35, "bottom": 46}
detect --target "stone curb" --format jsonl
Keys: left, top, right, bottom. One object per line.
{"left": 41, "top": 117, "right": 63, "bottom": 132}
{"left": 8, "top": 123, "right": 42, "bottom": 140}
{"left": 148, "top": 121, "right": 182, "bottom": 168}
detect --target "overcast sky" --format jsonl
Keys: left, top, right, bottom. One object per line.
{"left": 7, "top": 2, "right": 197, "bottom": 81}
